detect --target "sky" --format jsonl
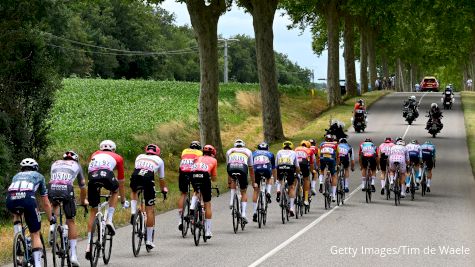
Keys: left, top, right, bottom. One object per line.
{"left": 160, "top": 0, "right": 361, "bottom": 83}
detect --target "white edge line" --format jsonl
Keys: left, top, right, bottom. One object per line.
{"left": 248, "top": 185, "right": 362, "bottom": 267}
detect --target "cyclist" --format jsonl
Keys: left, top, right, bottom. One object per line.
{"left": 177, "top": 141, "right": 202, "bottom": 231}
{"left": 190, "top": 145, "right": 217, "bottom": 238}
{"left": 388, "top": 138, "right": 409, "bottom": 198}
{"left": 359, "top": 138, "right": 378, "bottom": 192}
{"left": 6, "top": 158, "right": 53, "bottom": 267}
{"left": 405, "top": 139, "right": 422, "bottom": 192}
{"left": 49, "top": 151, "right": 87, "bottom": 266}
{"left": 86, "top": 140, "right": 127, "bottom": 260}
{"left": 420, "top": 140, "right": 436, "bottom": 192}
{"left": 309, "top": 139, "right": 319, "bottom": 196}
{"left": 130, "top": 144, "right": 167, "bottom": 250}
{"left": 377, "top": 137, "right": 394, "bottom": 195}
{"left": 295, "top": 140, "right": 316, "bottom": 206}
{"left": 275, "top": 141, "right": 300, "bottom": 216}
{"left": 318, "top": 135, "right": 340, "bottom": 202}
{"left": 337, "top": 138, "right": 355, "bottom": 193}
{"left": 251, "top": 142, "right": 276, "bottom": 222}
{"left": 226, "top": 139, "right": 254, "bottom": 224}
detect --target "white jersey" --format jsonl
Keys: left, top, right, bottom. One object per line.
{"left": 134, "top": 154, "right": 165, "bottom": 178}
{"left": 226, "top": 147, "right": 253, "bottom": 166}
{"left": 275, "top": 149, "right": 299, "bottom": 168}
{"left": 405, "top": 143, "right": 421, "bottom": 157}
{"left": 50, "top": 160, "right": 86, "bottom": 188}
{"left": 389, "top": 144, "right": 408, "bottom": 163}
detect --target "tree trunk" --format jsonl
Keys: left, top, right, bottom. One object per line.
{"left": 367, "top": 27, "right": 377, "bottom": 92}
{"left": 186, "top": 1, "right": 226, "bottom": 160}
{"left": 325, "top": 0, "right": 341, "bottom": 106}
{"left": 246, "top": 0, "right": 284, "bottom": 142}
{"left": 343, "top": 14, "right": 357, "bottom": 97}
{"left": 359, "top": 22, "right": 368, "bottom": 94}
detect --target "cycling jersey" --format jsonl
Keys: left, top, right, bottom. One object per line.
{"left": 227, "top": 147, "right": 253, "bottom": 190}
{"left": 359, "top": 142, "right": 378, "bottom": 158}
{"left": 192, "top": 155, "right": 218, "bottom": 177}
{"left": 420, "top": 143, "right": 436, "bottom": 160}
{"left": 133, "top": 154, "right": 165, "bottom": 179}
{"left": 50, "top": 160, "right": 85, "bottom": 188}
{"left": 88, "top": 150, "right": 124, "bottom": 180}
{"left": 318, "top": 141, "right": 339, "bottom": 159}
{"left": 275, "top": 149, "right": 299, "bottom": 185}
{"left": 130, "top": 154, "right": 165, "bottom": 206}
{"left": 389, "top": 144, "right": 408, "bottom": 172}
{"left": 295, "top": 146, "right": 315, "bottom": 165}
{"left": 179, "top": 148, "right": 203, "bottom": 173}
{"left": 337, "top": 143, "right": 354, "bottom": 160}
{"left": 378, "top": 142, "right": 394, "bottom": 171}
{"left": 252, "top": 150, "right": 275, "bottom": 182}
{"left": 405, "top": 143, "right": 421, "bottom": 158}
{"left": 190, "top": 155, "right": 217, "bottom": 203}
{"left": 8, "top": 171, "right": 47, "bottom": 196}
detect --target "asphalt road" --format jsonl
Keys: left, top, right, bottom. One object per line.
{"left": 36, "top": 92, "right": 475, "bottom": 267}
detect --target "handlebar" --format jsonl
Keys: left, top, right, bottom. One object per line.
{"left": 211, "top": 187, "right": 220, "bottom": 197}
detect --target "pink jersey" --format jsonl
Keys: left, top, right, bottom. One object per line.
{"left": 378, "top": 142, "right": 394, "bottom": 157}
{"left": 389, "top": 145, "right": 408, "bottom": 163}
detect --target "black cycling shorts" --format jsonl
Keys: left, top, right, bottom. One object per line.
{"left": 254, "top": 168, "right": 272, "bottom": 186}
{"left": 178, "top": 170, "right": 192, "bottom": 194}
{"left": 130, "top": 170, "right": 156, "bottom": 206}
{"left": 320, "top": 157, "right": 336, "bottom": 175}
{"left": 409, "top": 154, "right": 420, "bottom": 165}
{"left": 423, "top": 157, "right": 434, "bottom": 170}
{"left": 339, "top": 156, "right": 350, "bottom": 169}
{"left": 277, "top": 165, "right": 296, "bottom": 185}
{"left": 299, "top": 162, "right": 310, "bottom": 177}
{"left": 361, "top": 156, "right": 377, "bottom": 171}
{"left": 227, "top": 164, "right": 248, "bottom": 190}
{"left": 190, "top": 171, "right": 212, "bottom": 203}
{"left": 379, "top": 155, "right": 388, "bottom": 172}
{"left": 49, "top": 184, "right": 76, "bottom": 219}
{"left": 87, "top": 169, "right": 119, "bottom": 208}
{"left": 7, "top": 192, "right": 41, "bottom": 233}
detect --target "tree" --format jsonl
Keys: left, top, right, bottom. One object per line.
{"left": 342, "top": 10, "right": 357, "bottom": 96}
{"left": 238, "top": 0, "right": 285, "bottom": 141}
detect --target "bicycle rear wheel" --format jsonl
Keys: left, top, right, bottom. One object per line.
{"left": 40, "top": 234, "right": 47, "bottom": 267}
{"left": 365, "top": 177, "right": 371, "bottom": 203}
{"left": 232, "top": 194, "right": 239, "bottom": 233}
{"left": 193, "top": 204, "right": 201, "bottom": 246}
{"left": 394, "top": 177, "right": 401, "bottom": 206}
{"left": 131, "top": 213, "right": 143, "bottom": 257}
{"left": 13, "top": 232, "right": 26, "bottom": 267}
{"left": 90, "top": 218, "right": 101, "bottom": 267}
{"left": 182, "top": 198, "right": 190, "bottom": 238}
{"left": 102, "top": 224, "right": 113, "bottom": 264}
{"left": 421, "top": 169, "right": 427, "bottom": 196}
{"left": 295, "top": 180, "right": 301, "bottom": 219}
{"left": 257, "top": 192, "right": 263, "bottom": 228}
{"left": 336, "top": 178, "right": 342, "bottom": 206}
{"left": 410, "top": 174, "right": 416, "bottom": 201}
{"left": 280, "top": 190, "right": 287, "bottom": 224}
{"left": 263, "top": 191, "right": 268, "bottom": 226}
{"left": 52, "top": 225, "right": 70, "bottom": 267}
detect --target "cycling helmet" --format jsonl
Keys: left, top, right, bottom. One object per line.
{"left": 339, "top": 138, "right": 347, "bottom": 143}
{"left": 257, "top": 142, "right": 269, "bottom": 150}
{"left": 190, "top": 141, "right": 201, "bottom": 150}
{"left": 100, "top": 140, "right": 116, "bottom": 151}
{"left": 309, "top": 139, "right": 316, "bottom": 146}
{"left": 63, "top": 151, "right": 79, "bottom": 162}
{"left": 424, "top": 140, "right": 432, "bottom": 145}
{"left": 203, "top": 145, "right": 216, "bottom": 157}
{"left": 325, "top": 134, "right": 333, "bottom": 142}
{"left": 145, "top": 144, "right": 160, "bottom": 156}
{"left": 384, "top": 137, "right": 392, "bottom": 143}
{"left": 282, "top": 141, "right": 294, "bottom": 149}
{"left": 234, "top": 139, "right": 245, "bottom": 148}
{"left": 410, "top": 139, "right": 418, "bottom": 144}
{"left": 358, "top": 99, "right": 364, "bottom": 104}
{"left": 410, "top": 95, "right": 416, "bottom": 100}
{"left": 20, "top": 158, "right": 39, "bottom": 171}
{"left": 431, "top": 103, "right": 438, "bottom": 109}
{"left": 300, "top": 140, "right": 311, "bottom": 148}
{"left": 395, "top": 136, "right": 403, "bottom": 143}
{"left": 364, "top": 138, "right": 372, "bottom": 143}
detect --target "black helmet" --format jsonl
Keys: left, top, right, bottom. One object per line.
{"left": 309, "top": 139, "right": 316, "bottom": 146}
{"left": 339, "top": 138, "right": 347, "bottom": 143}
{"left": 190, "top": 141, "right": 201, "bottom": 150}
{"left": 364, "top": 138, "right": 372, "bottom": 143}
{"left": 257, "top": 142, "right": 269, "bottom": 150}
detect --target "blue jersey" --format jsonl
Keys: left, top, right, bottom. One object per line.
{"left": 337, "top": 143, "right": 354, "bottom": 160}
{"left": 252, "top": 150, "right": 275, "bottom": 172}
{"left": 420, "top": 143, "right": 436, "bottom": 160}
{"left": 8, "top": 171, "right": 48, "bottom": 196}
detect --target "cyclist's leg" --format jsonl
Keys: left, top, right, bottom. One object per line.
{"left": 379, "top": 156, "right": 387, "bottom": 193}
{"left": 276, "top": 167, "right": 284, "bottom": 202}
{"left": 143, "top": 175, "right": 157, "bottom": 246}
{"left": 426, "top": 158, "right": 434, "bottom": 189}
{"left": 342, "top": 156, "right": 350, "bottom": 191}
{"left": 177, "top": 171, "right": 189, "bottom": 225}
{"left": 23, "top": 195, "right": 43, "bottom": 266}
{"left": 202, "top": 176, "right": 212, "bottom": 237}
{"left": 239, "top": 170, "right": 249, "bottom": 220}
{"left": 400, "top": 162, "right": 407, "bottom": 196}
{"left": 319, "top": 159, "right": 327, "bottom": 193}
{"left": 129, "top": 174, "right": 140, "bottom": 221}
{"left": 287, "top": 170, "right": 296, "bottom": 215}
{"left": 252, "top": 173, "right": 260, "bottom": 221}
{"left": 360, "top": 157, "right": 368, "bottom": 190}
{"left": 370, "top": 157, "right": 377, "bottom": 192}
{"left": 300, "top": 163, "right": 310, "bottom": 203}
{"left": 63, "top": 195, "right": 79, "bottom": 262}
{"left": 311, "top": 160, "right": 318, "bottom": 194}
{"left": 227, "top": 165, "right": 237, "bottom": 208}
{"left": 330, "top": 159, "right": 337, "bottom": 200}
{"left": 86, "top": 174, "right": 100, "bottom": 255}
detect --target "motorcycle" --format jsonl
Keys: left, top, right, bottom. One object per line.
{"left": 441, "top": 91, "right": 454, "bottom": 109}
{"left": 426, "top": 115, "right": 443, "bottom": 138}
{"left": 406, "top": 109, "right": 415, "bottom": 125}
{"left": 352, "top": 110, "right": 366, "bottom": 133}
{"left": 325, "top": 121, "right": 347, "bottom": 140}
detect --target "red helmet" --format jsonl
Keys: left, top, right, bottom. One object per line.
{"left": 384, "top": 137, "right": 392, "bottom": 143}
{"left": 203, "top": 145, "right": 216, "bottom": 157}
{"left": 145, "top": 144, "right": 160, "bottom": 156}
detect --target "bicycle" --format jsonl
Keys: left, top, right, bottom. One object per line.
{"left": 230, "top": 173, "right": 246, "bottom": 233}
{"left": 384, "top": 163, "right": 391, "bottom": 200}
{"left": 420, "top": 162, "right": 427, "bottom": 196}
{"left": 294, "top": 173, "right": 304, "bottom": 219}
{"left": 323, "top": 169, "right": 332, "bottom": 210}
{"left": 336, "top": 163, "right": 345, "bottom": 206}
{"left": 180, "top": 178, "right": 192, "bottom": 238}
{"left": 393, "top": 163, "right": 402, "bottom": 206}
{"left": 278, "top": 171, "right": 290, "bottom": 224}
{"left": 12, "top": 210, "right": 47, "bottom": 267}
{"left": 51, "top": 198, "right": 88, "bottom": 267}
{"left": 131, "top": 187, "right": 166, "bottom": 256}
{"left": 256, "top": 173, "right": 269, "bottom": 228}
{"left": 190, "top": 179, "right": 219, "bottom": 246}
{"left": 364, "top": 164, "right": 372, "bottom": 203}
{"left": 407, "top": 163, "right": 417, "bottom": 201}
{"left": 89, "top": 195, "right": 113, "bottom": 267}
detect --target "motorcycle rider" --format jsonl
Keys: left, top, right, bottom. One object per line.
{"left": 352, "top": 99, "right": 367, "bottom": 127}
{"left": 426, "top": 103, "right": 443, "bottom": 130}
{"left": 403, "top": 95, "right": 419, "bottom": 118}
{"left": 441, "top": 85, "right": 455, "bottom": 104}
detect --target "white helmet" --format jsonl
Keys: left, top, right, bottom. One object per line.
{"left": 234, "top": 139, "right": 245, "bottom": 148}
{"left": 431, "top": 103, "right": 438, "bottom": 109}
{"left": 20, "top": 158, "right": 39, "bottom": 170}
{"left": 410, "top": 95, "right": 416, "bottom": 100}
{"left": 396, "top": 140, "right": 405, "bottom": 146}
{"left": 100, "top": 140, "right": 116, "bottom": 151}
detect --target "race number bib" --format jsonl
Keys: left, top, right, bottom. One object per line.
{"left": 229, "top": 153, "right": 248, "bottom": 164}
{"left": 8, "top": 181, "right": 34, "bottom": 192}
{"left": 254, "top": 155, "right": 270, "bottom": 165}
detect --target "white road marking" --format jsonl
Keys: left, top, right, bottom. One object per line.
{"left": 402, "top": 92, "right": 428, "bottom": 139}
{"left": 248, "top": 185, "right": 362, "bottom": 267}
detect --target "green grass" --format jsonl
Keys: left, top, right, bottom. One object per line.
{"left": 461, "top": 91, "right": 475, "bottom": 178}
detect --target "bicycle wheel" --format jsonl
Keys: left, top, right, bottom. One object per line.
{"left": 263, "top": 190, "right": 268, "bottom": 226}
{"left": 131, "top": 213, "right": 143, "bottom": 257}
{"left": 102, "top": 223, "right": 113, "bottom": 264}
{"left": 52, "top": 225, "right": 70, "bottom": 267}
{"left": 365, "top": 177, "right": 371, "bottom": 203}
{"left": 295, "top": 180, "right": 300, "bottom": 219}
{"left": 421, "top": 168, "right": 427, "bottom": 196}
{"left": 181, "top": 198, "right": 190, "bottom": 238}
{"left": 13, "top": 232, "right": 26, "bottom": 267}
{"left": 257, "top": 192, "right": 263, "bottom": 228}
{"left": 280, "top": 190, "right": 286, "bottom": 224}
{"left": 340, "top": 176, "right": 346, "bottom": 205}
{"left": 394, "top": 177, "right": 400, "bottom": 206}
{"left": 385, "top": 173, "right": 391, "bottom": 200}
{"left": 90, "top": 218, "right": 101, "bottom": 267}
{"left": 299, "top": 186, "right": 304, "bottom": 217}
{"left": 193, "top": 204, "right": 201, "bottom": 246}
{"left": 410, "top": 174, "right": 416, "bottom": 201}
{"left": 40, "top": 233, "right": 47, "bottom": 267}
{"left": 336, "top": 178, "right": 341, "bottom": 206}
{"left": 232, "top": 194, "right": 239, "bottom": 233}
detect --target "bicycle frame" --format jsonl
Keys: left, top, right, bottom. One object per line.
{"left": 13, "top": 211, "right": 47, "bottom": 267}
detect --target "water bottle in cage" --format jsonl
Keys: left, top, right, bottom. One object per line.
{"left": 26, "top": 236, "right": 32, "bottom": 249}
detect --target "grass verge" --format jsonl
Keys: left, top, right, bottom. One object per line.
{"left": 461, "top": 91, "right": 475, "bottom": 178}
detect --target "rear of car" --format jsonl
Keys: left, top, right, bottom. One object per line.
{"left": 420, "top": 76, "right": 439, "bottom": 92}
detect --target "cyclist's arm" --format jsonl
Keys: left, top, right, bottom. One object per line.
{"left": 38, "top": 174, "right": 53, "bottom": 222}
{"left": 77, "top": 165, "right": 87, "bottom": 204}
{"left": 211, "top": 160, "right": 218, "bottom": 183}
{"left": 115, "top": 155, "right": 126, "bottom": 203}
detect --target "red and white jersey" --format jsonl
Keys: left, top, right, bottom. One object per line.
{"left": 88, "top": 150, "right": 125, "bottom": 180}
{"left": 378, "top": 142, "right": 394, "bottom": 157}
{"left": 389, "top": 145, "right": 408, "bottom": 163}
{"left": 134, "top": 154, "right": 165, "bottom": 179}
